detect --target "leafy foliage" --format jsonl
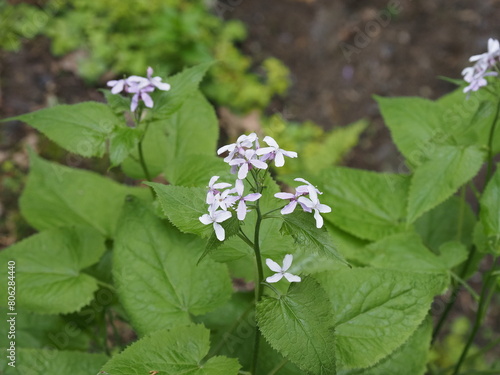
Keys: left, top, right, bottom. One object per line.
{"left": 257, "top": 277, "right": 337, "bottom": 374}
{"left": 20, "top": 152, "right": 150, "bottom": 237}
{"left": 318, "top": 167, "right": 410, "bottom": 241}
{"left": 100, "top": 325, "right": 241, "bottom": 375}
{"left": 0, "top": 227, "right": 106, "bottom": 314}
{"left": 4, "top": 102, "right": 119, "bottom": 158}
{"left": 317, "top": 268, "right": 446, "bottom": 370}
{"left": 0, "top": 349, "right": 108, "bottom": 375}
{"left": 113, "top": 197, "right": 233, "bottom": 335}
{"left": 407, "top": 145, "right": 484, "bottom": 224}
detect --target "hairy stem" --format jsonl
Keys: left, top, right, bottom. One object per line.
{"left": 453, "top": 258, "right": 498, "bottom": 375}
{"left": 250, "top": 168, "right": 265, "bottom": 375}
{"left": 432, "top": 248, "right": 476, "bottom": 343}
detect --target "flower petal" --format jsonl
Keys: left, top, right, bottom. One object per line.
{"left": 244, "top": 193, "right": 261, "bottom": 202}
{"left": 284, "top": 273, "right": 301, "bottom": 283}
{"left": 199, "top": 214, "right": 213, "bottom": 225}
{"left": 314, "top": 209, "right": 324, "bottom": 228}
{"left": 238, "top": 163, "right": 249, "bottom": 179}
{"left": 274, "top": 152, "right": 285, "bottom": 167}
{"left": 282, "top": 254, "right": 293, "bottom": 271}
{"left": 298, "top": 196, "right": 314, "bottom": 209}
{"left": 266, "top": 273, "right": 284, "bottom": 283}
{"left": 237, "top": 200, "right": 247, "bottom": 220}
{"left": 275, "top": 192, "right": 295, "bottom": 200}
{"left": 213, "top": 222, "right": 225, "bottom": 241}
{"left": 266, "top": 258, "right": 282, "bottom": 272}
{"left": 141, "top": 92, "right": 154, "bottom": 108}
{"left": 214, "top": 210, "right": 232, "bottom": 223}
{"left": 250, "top": 159, "right": 268, "bottom": 170}
{"left": 281, "top": 201, "right": 297, "bottom": 215}
{"left": 263, "top": 136, "right": 279, "bottom": 149}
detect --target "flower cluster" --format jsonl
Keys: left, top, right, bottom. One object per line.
{"left": 462, "top": 38, "right": 500, "bottom": 94}
{"left": 199, "top": 176, "right": 262, "bottom": 241}
{"left": 275, "top": 178, "right": 331, "bottom": 228}
{"left": 107, "top": 67, "right": 171, "bottom": 112}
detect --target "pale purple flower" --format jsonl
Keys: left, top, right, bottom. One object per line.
{"left": 107, "top": 79, "right": 127, "bottom": 94}
{"left": 146, "top": 67, "right": 171, "bottom": 91}
{"left": 294, "top": 177, "right": 323, "bottom": 196}
{"left": 129, "top": 84, "right": 155, "bottom": 112}
{"left": 469, "top": 38, "right": 500, "bottom": 65}
{"left": 208, "top": 189, "right": 238, "bottom": 211}
{"left": 106, "top": 67, "right": 171, "bottom": 112}
{"left": 462, "top": 38, "right": 500, "bottom": 94}
{"left": 217, "top": 133, "right": 258, "bottom": 163}
{"left": 298, "top": 187, "right": 332, "bottom": 228}
{"left": 206, "top": 176, "right": 232, "bottom": 204}
{"left": 199, "top": 208, "right": 232, "bottom": 241}
{"left": 266, "top": 254, "right": 301, "bottom": 283}
{"left": 233, "top": 179, "right": 261, "bottom": 220}
{"left": 256, "top": 136, "right": 297, "bottom": 167}
{"left": 229, "top": 149, "right": 268, "bottom": 179}
{"left": 275, "top": 191, "right": 311, "bottom": 214}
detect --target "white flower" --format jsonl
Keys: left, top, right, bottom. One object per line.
{"left": 233, "top": 179, "right": 261, "bottom": 220}
{"left": 297, "top": 186, "right": 332, "bottom": 228}
{"left": 206, "top": 176, "right": 232, "bottom": 204}
{"left": 256, "top": 136, "right": 298, "bottom": 167}
{"left": 229, "top": 149, "right": 268, "bottom": 179}
{"left": 265, "top": 254, "right": 301, "bottom": 283}
{"left": 217, "top": 133, "right": 258, "bottom": 163}
{"left": 462, "top": 38, "right": 500, "bottom": 94}
{"left": 199, "top": 208, "right": 232, "bottom": 241}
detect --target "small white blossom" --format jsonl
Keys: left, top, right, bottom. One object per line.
{"left": 233, "top": 179, "right": 261, "bottom": 220}
{"left": 217, "top": 133, "right": 258, "bottom": 163}
{"left": 199, "top": 208, "right": 232, "bottom": 241}
{"left": 229, "top": 149, "right": 268, "bottom": 179}
{"left": 265, "top": 254, "right": 301, "bottom": 283}
{"left": 256, "top": 136, "right": 298, "bottom": 167}
{"left": 462, "top": 38, "right": 500, "bottom": 94}
{"left": 297, "top": 186, "right": 331, "bottom": 228}
{"left": 206, "top": 176, "right": 232, "bottom": 204}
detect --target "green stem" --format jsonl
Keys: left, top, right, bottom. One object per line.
{"left": 267, "top": 358, "right": 288, "bottom": 375}
{"left": 262, "top": 206, "right": 285, "bottom": 219}
{"left": 250, "top": 167, "right": 265, "bottom": 375}
{"left": 486, "top": 101, "right": 500, "bottom": 184}
{"left": 251, "top": 204, "right": 264, "bottom": 375}
{"left": 432, "top": 248, "right": 476, "bottom": 343}
{"left": 456, "top": 186, "right": 466, "bottom": 243}
{"left": 238, "top": 229, "right": 255, "bottom": 249}
{"left": 449, "top": 272, "right": 480, "bottom": 301}
{"left": 452, "top": 258, "right": 498, "bottom": 375}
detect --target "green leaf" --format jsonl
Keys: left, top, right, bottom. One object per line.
{"left": 375, "top": 96, "right": 443, "bottom": 167}
{"left": 113, "top": 197, "right": 232, "bottom": 335}
{"left": 0, "top": 308, "right": 90, "bottom": 350}
{"left": 280, "top": 211, "right": 346, "bottom": 264}
{"left": 317, "top": 268, "right": 446, "bottom": 370}
{"left": 146, "top": 182, "right": 212, "bottom": 237}
{"left": 363, "top": 232, "right": 467, "bottom": 273}
{"left": 100, "top": 325, "right": 240, "bottom": 375}
{"left": 20, "top": 152, "right": 150, "bottom": 237}
{"left": 122, "top": 91, "right": 219, "bottom": 179}
{"left": 407, "top": 145, "right": 484, "bottom": 224}
{"left": 415, "top": 196, "right": 476, "bottom": 252}
{"left": 318, "top": 167, "right": 410, "bottom": 241}
{"left": 0, "top": 226, "right": 106, "bottom": 314}
{"left": 151, "top": 62, "right": 214, "bottom": 117}
{"left": 4, "top": 102, "right": 119, "bottom": 157}
{"left": 340, "top": 318, "right": 432, "bottom": 375}
{"left": 324, "top": 222, "right": 370, "bottom": 266}
{"left": 168, "top": 154, "right": 230, "bottom": 187}
{"left": 257, "top": 276, "right": 337, "bottom": 374}
{"left": 0, "top": 349, "right": 108, "bottom": 375}
{"left": 109, "top": 126, "right": 142, "bottom": 167}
